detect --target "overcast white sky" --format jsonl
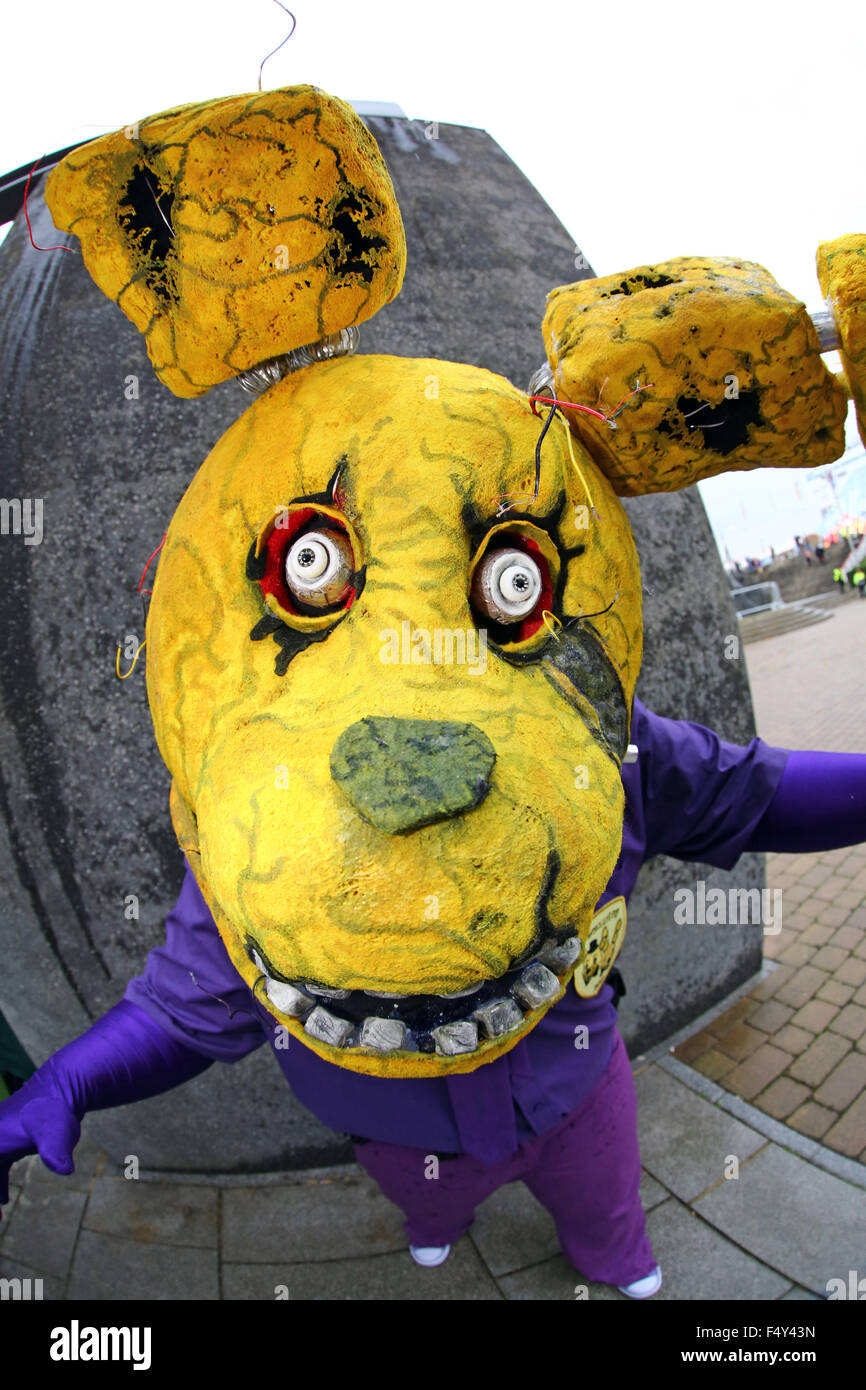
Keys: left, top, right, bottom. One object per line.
{"left": 3, "top": 0, "right": 865, "bottom": 562}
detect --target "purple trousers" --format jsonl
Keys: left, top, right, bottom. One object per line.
{"left": 353, "top": 1032, "right": 656, "bottom": 1286}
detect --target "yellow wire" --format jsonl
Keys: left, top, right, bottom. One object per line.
{"left": 541, "top": 609, "right": 562, "bottom": 642}
{"left": 561, "top": 418, "right": 596, "bottom": 514}
{"left": 116, "top": 640, "right": 146, "bottom": 680}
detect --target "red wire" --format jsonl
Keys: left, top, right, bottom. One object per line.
{"left": 529, "top": 394, "right": 609, "bottom": 423}
{"left": 607, "top": 381, "right": 654, "bottom": 418}
{"left": 137, "top": 534, "right": 166, "bottom": 594}
{"left": 23, "top": 158, "right": 75, "bottom": 253}
{"left": 529, "top": 384, "right": 654, "bottom": 425}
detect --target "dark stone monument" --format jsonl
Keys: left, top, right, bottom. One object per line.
{"left": 0, "top": 115, "right": 763, "bottom": 1171}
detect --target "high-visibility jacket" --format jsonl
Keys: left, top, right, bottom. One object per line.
{"left": 853, "top": 570, "right": 865, "bottom": 586}
{"left": 833, "top": 568, "right": 843, "bottom": 582}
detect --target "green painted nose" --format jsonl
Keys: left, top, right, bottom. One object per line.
{"left": 330, "top": 717, "right": 497, "bottom": 835}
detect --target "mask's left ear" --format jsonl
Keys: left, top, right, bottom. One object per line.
{"left": 44, "top": 85, "right": 406, "bottom": 398}
{"left": 539, "top": 252, "right": 856, "bottom": 497}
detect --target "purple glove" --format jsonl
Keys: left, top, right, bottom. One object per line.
{"left": 0, "top": 999, "right": 212, "bottom": 1212}
{"left": 747, "top": 749, "right": 866, "bottom": 853}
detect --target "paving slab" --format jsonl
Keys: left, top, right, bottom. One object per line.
{"left": 67, "top": 1230, "right": 219, "bottom": 1300}
{"left": 222, "top": 1239, "right": 502, "bottom": 1300}
{"left": 83, "top": 1176, "right": 218, "bottom": 1248}
{"left": 0, "top": 1185, "right": 86, "bottom": 1279}
{"left": 639, "top": 1169, "right": 669, "bottom": 1212}
{"left": 22, "top": 1132, "right": 106, "bottom": 1194}
{"left": 643, "top": 1199, "right": 790, "bottom": 1301}
{"left": 694, "top": 1143, "right": 866, "bottom": 1293}
{"left": 498, "top": 1251, "right": 625, "bottom": 1300}
{"left": 635, "top": 1065, "right": 765, "bottom": 1201}
{"left": 222, "top": 1173, "right": 406, "bottom": 1263}
{"left": 0, "top": 1184, "right": 21, "bottom": 1250}
{"left": 465, "top": 1180, "right": 560, "bottom": 1277}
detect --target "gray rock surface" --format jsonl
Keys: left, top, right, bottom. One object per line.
{"left": 0, "top": 115, "right": 762, "bottom": 1168}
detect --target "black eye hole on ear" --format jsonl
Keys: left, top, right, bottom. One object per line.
{"left": 468, "top": 525, "right": 558, "bottom": 648}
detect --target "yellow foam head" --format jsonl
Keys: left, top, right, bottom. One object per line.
{"left": 146, "top": 354, "right": 642, "bottom": 1076}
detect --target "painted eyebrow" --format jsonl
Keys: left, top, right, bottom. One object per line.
{"left": 460, "top": 492, "right": 587, "bottom": 572}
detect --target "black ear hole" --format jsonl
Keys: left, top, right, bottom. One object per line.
{"left": 118, "top": 163, "right": 177, "bottom": 304}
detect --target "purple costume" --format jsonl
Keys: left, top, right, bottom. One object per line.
{"left": 3, "top": 699, "right": 865, "bottom": 1285}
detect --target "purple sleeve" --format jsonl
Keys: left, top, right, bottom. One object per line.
{"left": 0, "top": 1001, "right": 215, "bottom": 1207}
{"left": 45, "top": 1000, "right": 215, "bottom": 1114}
{"left": 124, "top": 862, "right": 267, "bottom": 1062}
{"left": 634, "top": 701, "right": 789, "bottom": 870}
{"left": 745, "top": 750, "right": 866, "bottom": 853}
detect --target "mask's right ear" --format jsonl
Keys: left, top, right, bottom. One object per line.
{"left": 541, "top": 255, "right": 851, "bottom": 497}
{"left": 818, "top": 234, "right": 866, "bottom": 450}
{"left": 45, "top": 85, "right": 406, "bottom": 398}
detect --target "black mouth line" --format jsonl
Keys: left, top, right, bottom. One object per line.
{"left": 243, "top": 853, "right": 583, "bottom": 1056}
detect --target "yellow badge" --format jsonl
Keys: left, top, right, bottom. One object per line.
{"left": 574, "top": 896, "right": 627, "bottom": 998}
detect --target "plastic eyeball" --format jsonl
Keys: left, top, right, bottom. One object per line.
{"left": 285, "top": 529, "right": 354, "bottom": 606}
{"left": 471, "top": 547, "right": 543, "bottom": 622}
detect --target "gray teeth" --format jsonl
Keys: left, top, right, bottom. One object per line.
{"left": 512, "top": 962, "right": 561, "bottom": 1009}
{"left": 358, "top": 1017, "right": 407, "bottom": 1052}
{"left": 304, "top": 1005, "right": 353, "bottom": 1047}
{"left": 534, "top": 936, "right": 582, "bottom": 974}
{"left": 431, "top": 1020, "right": 479, "bottom": 1056}
{"left": 304, "top": 984, "right": 352, "bottom": 999}
{"left": 265, "top": 978, "right": 315, "bottom": 1020}
{"left": 472, "top": 997, "right": 524, "bottom": 1038}
{"left": 438, "top": 982, "right": 484, "bottom": 999}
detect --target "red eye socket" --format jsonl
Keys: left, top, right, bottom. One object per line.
{"left": 470, "top": 534, "right": 553, "bottom": 641}
{"left": 260, "top": 508, "right": 358, "bottom": 617}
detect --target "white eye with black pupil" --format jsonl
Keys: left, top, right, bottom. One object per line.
{"left": 472, "top": 547, "right": 543, "bottom": 622}
{"left": 284, "top": 529, "right": 354, "bottom": 606}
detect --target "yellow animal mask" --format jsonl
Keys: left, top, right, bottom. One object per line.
{"left": 45, "top": 86, "right": 862, "bottom": 1077}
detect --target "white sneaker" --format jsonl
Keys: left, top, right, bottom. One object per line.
{"left": 409, "top": 1244, "right": 451, "bottom": 1267}
{"left": 618, "top": 1264, "right": 662, "bottom": 1299}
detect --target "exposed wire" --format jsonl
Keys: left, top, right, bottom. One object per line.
{"left": 143, "top": 173, "right": 174, "bottom": 239}
{"left": 22, "top": 158, "right": 75, "bottom": 253}
{"left": 137, "top": 533, "right": 166, "bottom": 594}
{"left": 115, "top": 534, "right": 166, "bottom": 677}
{"left": 258, "top": 2, "right": 297, "bottom": 90}
{"left": 189, "top": 969, "right": 262, "bottom": 1022}
{"left": 530, "top": 378, "right": 654, "bottom": 430}
{"left": 561, "top": 415, "right": 597, "bottom": 518}
{"left": 530, "top": 393, "right": 610, "bottom": 425}
{"left": 531, "top": 400, "right": 558, "bottom": 503}
{"left": 568, "top": 590, "right": 620, "bottom": 623}
{"left": 541, "top": 609, "right": 562, "bottom": 642}
{"left": 116, "top": 639, "right": 146, "bottom": 680}
{"left": 605, "top": 377, "right": 653, "bottom": 422}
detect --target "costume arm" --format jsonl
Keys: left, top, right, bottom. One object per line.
{"left": 632, "top": 700, "right": 790, "bottom": 869}
{"left": 744, "top": 750, "right": 866, "bottom": 853}
{"left": 0, "top": 862, "right": 266, "bottom": 1209}
{"left": 0, "top": 1001, "right": 213, "bottom": 1208}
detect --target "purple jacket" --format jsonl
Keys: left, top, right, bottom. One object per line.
{"left": 124, "top": 699, "right": 792, "bottom": 1163}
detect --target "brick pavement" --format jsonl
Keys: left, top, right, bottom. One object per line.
{"left": 673, "top": 598, "right": 866, "bottom": 1163}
